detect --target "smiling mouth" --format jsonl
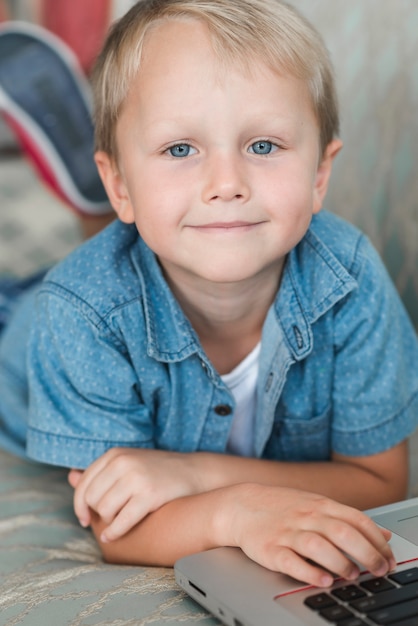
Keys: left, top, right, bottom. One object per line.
{"left": 190, "top": 221, "right": 265, "bottom": 232}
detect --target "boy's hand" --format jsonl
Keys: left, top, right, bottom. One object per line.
{"left": 221, "top": 484, "right": 396, "bottom": 587}
{"left": 68, "top": 448, "right": 201, "bottom": 542}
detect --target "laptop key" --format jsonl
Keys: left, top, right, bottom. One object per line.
{"left": 332, "top": 585, "right": 367, "bottom": 602}
{"left": 381, "top": 618, "right": 418, "bottom": 626}
{"left": 339, "top": 618, "right": 368, "bottom": 626}
{"left": 388, "top": 567, "right": 418, "bottom": 586}
{"left": 360, "top": 578, "right": 396, "bottom": 593}
{"left": 304, "top": 592, "right": 337, "bottom": 610}
{"left": 350, "top": 581, "right": 418, "bottom": 612}
{"left": 367, "top": 597, "right": 418, "bottom": 624}
{"left": 319, "top": 604, "right": 355, "bottom": 622}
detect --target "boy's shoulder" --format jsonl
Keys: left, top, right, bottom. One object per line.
{"left": 301, "top": 209, "right": 385, "bottom": 286}
{"left": 280, "top": 211, "right": 378, "bottom": 332}
{"left": 307, "top": 210, "right": 364, "bottom": 266}
{"left": 41, "top": 220, "right": 145, "bottom": 313}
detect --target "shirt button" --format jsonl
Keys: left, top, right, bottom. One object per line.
{"left": 214, "top": 404, "right": 232, "bottom": 416}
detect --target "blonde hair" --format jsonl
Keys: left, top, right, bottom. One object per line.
{"left": 92, "top": 0, "right": 339, "bottom": 158}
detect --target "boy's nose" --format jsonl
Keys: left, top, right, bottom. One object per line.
{"left": 201, "top": 152, "right": 250, "bottom": 204}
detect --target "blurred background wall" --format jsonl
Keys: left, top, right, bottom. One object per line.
{"left": 289, "top": 0, "right": 418, "bottom": 329}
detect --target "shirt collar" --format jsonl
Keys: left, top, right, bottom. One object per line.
{"left": 130, "top": 236, "right": 200, "bottom": 362}
{"left": 274, "top": 221, "right": 358, "bottom": 360}
{"left": 130, "top": 217, "right": 358, "bottom": 363}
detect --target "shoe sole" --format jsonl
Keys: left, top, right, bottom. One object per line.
{"left": 0, "top": 21, "right": 111, "bottom": 216}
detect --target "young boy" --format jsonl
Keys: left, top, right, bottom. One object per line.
{"left": 1, "top": 0, "right": 417, "bottom": 587}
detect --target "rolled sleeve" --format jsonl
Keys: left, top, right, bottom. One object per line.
{"left": 27, "top": 285, "right": 154, "bottom": 468}
{"left": 331, "top": 236, "right": 418, "bottom": 456}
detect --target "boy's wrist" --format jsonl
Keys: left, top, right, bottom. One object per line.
{"left": 209, "top": 484, "right": 238, "bottom": 548}
{"left": 188, "top": 452, "right": 224, "bottom": 492}
{"left": 210, "top": 483, "right": 262, "bottom": 548}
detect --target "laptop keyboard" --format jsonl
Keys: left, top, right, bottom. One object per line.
{"left": 303, "top": 566, "right": 418, "bottom": 624}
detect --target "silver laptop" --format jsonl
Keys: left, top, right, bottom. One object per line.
{"left": 175, "top": 496, "right": 418, "bottom": 625}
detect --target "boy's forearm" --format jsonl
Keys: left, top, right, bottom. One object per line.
{"left": 90, "top": 486, "right": 232, "bottom": 566}
{"left": 90, "top": 482, "right": 396, "bottom": 589}
{"left": 188, "top": 440, "right": 408, "bottom": 510}
{"left": 78, "top": 439, "right": 407, "bottom": 570}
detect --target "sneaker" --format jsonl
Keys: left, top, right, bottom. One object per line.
{"left": 0, "top": 21, "right": 111, "bottom": 217}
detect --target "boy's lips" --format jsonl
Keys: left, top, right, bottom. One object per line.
{"left": 188, "top": 220, "right": 266, "bottom": 232}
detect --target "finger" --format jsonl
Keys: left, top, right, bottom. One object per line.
{"left": 73, "top": 469, "right": 113, "bottom": 526}
{"left": 341, "top": 510, "right": 395, "bottom": 569}
{"left": 91, "top": 479, "right": 134, "bottom": 525}
{"left": 294, "top": 530, "right": 359, "bottom": 582}
{"left": 319, "top": 517, "right": 393, "bottom": 577}
{"left": 73, "top": 484, "right": 92, "bottom": 528}
{"left": 71, "top": 469, "right": 96, "bottom": 527}
{"left": 347, "top": 510, "right": 393, "bottom": 548}
{"left": 72, "top": 449, "right": 131, "bottom": 527}
{"left": 266, "top": 546, "right": 335, "bottom": 588}
{"left": 318, "top": 502, "right": 395, "bottom": 567}
{"left": 68, "top": 469, "right": 83, "bottom": 488}
{"left": 355, "top": 517, "right": 395, "bottom": 564}
{"left": 101, "top": 497, "right": 151, "bottom": 543}
{"left": 72, "top": 456, "right": 119, "bottom": 524}
{"left": 69, "top": 469, "right": 92, "bottom": 527}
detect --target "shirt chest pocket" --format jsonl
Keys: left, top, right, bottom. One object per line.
{"left": 263, "top": 405, "right": 332, "bottom": 461}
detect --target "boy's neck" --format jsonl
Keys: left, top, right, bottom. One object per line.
{"left": 161, "top": 259, "right": 285, "bottom": 374}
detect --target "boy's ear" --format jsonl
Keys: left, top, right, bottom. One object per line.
{"left": 312, "top": 139, "right": 343, "bottom": 214}
{"left": 94, "top": 151, "right": 135, "bottom": 223}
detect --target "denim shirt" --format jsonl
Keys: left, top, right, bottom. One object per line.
{"left": 0, "top": 211, "right": 417, "bottom": 467}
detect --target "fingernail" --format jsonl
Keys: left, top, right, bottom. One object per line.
{"left": 375, "top": 562, "right": 389, "bottom": 577}
{"left": 100, "top": 532, "right": 109, "bottom": 544}
{"left": 346, "top": 567, "right": 359, "bottom": 581}
{"left": 389, "top": 557, "right": 397, "bottom": 571}
{"left": 320, "top": 574, "right": 333, "bottom": 587}
{"left": 79, "top": 518, "right": 89, "bottom": 528}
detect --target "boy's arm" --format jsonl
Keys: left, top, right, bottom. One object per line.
{"left": 87, "top": 482, "right": 396, "bottom": 588}
{"left": 70, "top": 439, "right": 408, "bottom": 542}
{"left": 185, "top": 439, "right": 409, "bottom": 509}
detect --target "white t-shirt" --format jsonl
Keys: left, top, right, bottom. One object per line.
{"left": 222, "top": 343, "right": 261, "bottom": 457}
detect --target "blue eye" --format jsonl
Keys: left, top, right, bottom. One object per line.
{"left": 249, "top": 140, "right": 275, "bottom": 155}
{"left": 168, "top": 143, "right": 193, "bottom": 158}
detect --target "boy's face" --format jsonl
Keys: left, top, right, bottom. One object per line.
{"left": 96, "top": 19, "right": 341, "bottom": 288}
